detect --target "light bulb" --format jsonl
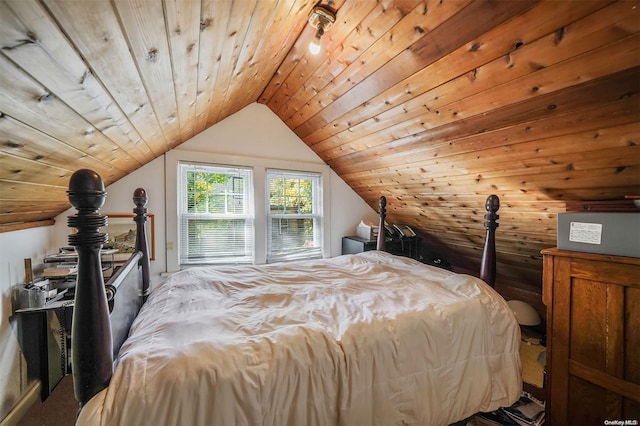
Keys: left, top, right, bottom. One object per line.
{"left": 309, "top": 38, "right": 321, "bottom": 55}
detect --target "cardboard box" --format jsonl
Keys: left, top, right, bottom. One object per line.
{"left": 557, "top": 212, "right": 640, "bottom": 258}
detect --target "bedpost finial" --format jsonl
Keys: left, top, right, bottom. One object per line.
{"left": 484, "top": 194, "right": 500, "bottom": 231}
{"left": 67, "top": 169, "right": 106, "bottom": 212}
{"left": 378, "top": 195, "right": 387, "bottom": 212}
{"left": 133, "top": 188, "right": 148, "bottom": 209}
{"left": 67, "top": 169, "right": 108, "bottom": 247}
{"left": 485, "top": 194, "right": 499, "bottom": 213}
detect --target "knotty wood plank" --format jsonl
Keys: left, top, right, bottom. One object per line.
{"left": 339, "top": 123, "right": 640, "bottom": 183}
{"left": 542, "top": 186, "right": 640, "bottom": 201}
{"left": 392, "top": 216, "right": 556, "bottom": 242}
{"left": 0, "top": 152, "right": 72, "bottom": 186}
{"left": 346, "top": 165, "right": 640, "bottom": 197}
{"left": 300, "top": 0, "right": 616, "bottom": 146}
{"left": 193, "top": 0, "right": 232, "bottom": 133}
{"left": 221, "top": 1, "right": 318, "bottom": 121}
{"left": 0, "top": 179, "right": 67, "bottom": 200}
{"left": 328, "top": 73, "right": 640, "bottom": 174}
{"left": 0, "top": 114, "right": 123, "bottom": 183}
{"left": 259, "top": 0, "right": 346, "bottom": 105}
{"left": 320, "top": 39, "right": 640, "bottom": 164}
{"left": 0, "top": 210, "right": 63, "bottom": 225}
{"left": 310, "top": 2, "right": 637, "bottom": 152}
{"left": 0, "top": 56, "right": 138, "bottom": 172}
{"left": 444, "top": 241, "right": 547, "bottom": 271}
{"left": 0, "top": 199, "right": 68, "bottom": 215}
{"left": 286, "top": 0, "right": 474, "bottom": 130}
{"left": 234, "top": 0, "right": 320, "bottom": 118}
{"left": 163, "top": 0, "right": 201, "bottom": 141}
{"left": 234, "top": 0, "right": 318, "bottom": 112}
{"left": 43, "top": 0, "right": 171, "bottom": 151}
{"left": 204, "top": 0, "right": 258, "bottom": 127}
{"left": 0, "top": 0, "right": 156, "bottom": 163}
{"left": 423, "top": 234, "right": 551, "bottom": 261}
{"left": 347, "top": 145, "right": 640, "bottom": 191}
{"left": 212, "top": 0, "right": 276, "bottom": 122}
{"left": 270, "top": 0, "right": 404, "bottom": 118}
{"left": 113, "top": 0, "right": 181, "bottom": 148}
{"left": 272, "top": 0, "right": 399, "bottom": 119}
{"left": 293, "top": 0, "right": 538, "bottom": 138}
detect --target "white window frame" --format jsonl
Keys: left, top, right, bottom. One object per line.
{"left": 266, "top": 169, "right": 323, "bottom": 263}
{"left": 165, "top": 150, "right": 331, "bottom": 273}
{"left": 178, "top": 163, "right": 254, "bottom": 265}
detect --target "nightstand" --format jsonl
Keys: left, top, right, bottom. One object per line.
{"left": 342, "top": 235, "right": 422, "bottom": 261}
{"left": 16, "top": 300, "right": 74, "bottom": 400}
{"left": 342, "top": 236, "right": 377, "bottom": 254}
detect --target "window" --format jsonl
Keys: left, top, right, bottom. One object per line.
{"left": 166, "top": 149, "right": 331, "bottom": 271}
{"left": 267, "top": 169, "right": 322, "bottom": 262}
{"left": 178, "top": 163, "right": 254, "bottom": 265}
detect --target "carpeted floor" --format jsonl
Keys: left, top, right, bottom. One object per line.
{"left": 520, "top": 340, "right": 545, "bottom": 389}
{"left": 18, "top": 376, "right": 77, "bottom": 426}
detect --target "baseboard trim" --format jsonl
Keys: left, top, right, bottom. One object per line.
{"left": 0, "top": 382, "right": 41, "bottom": 426}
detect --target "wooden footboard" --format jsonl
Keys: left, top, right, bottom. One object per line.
{"left": 67, "top": 169, "right": 150, "bottom": 407}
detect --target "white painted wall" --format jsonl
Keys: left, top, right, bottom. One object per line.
{"left": 1, "top": 103, "right": 377, "bottom": 420}
{"left": 178, "top": 104, "right": 379, "bottom": 261}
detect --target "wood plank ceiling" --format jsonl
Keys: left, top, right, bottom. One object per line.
{"left": 1, "top": 0, "right": 639, "bottom": 302}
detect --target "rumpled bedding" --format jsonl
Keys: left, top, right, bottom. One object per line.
{"left": 77, "top": 251, "right": 521, "bottom": 426}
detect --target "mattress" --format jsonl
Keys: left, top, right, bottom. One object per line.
{"left": 77, "top": 251, "right": 521, "bottom": 425}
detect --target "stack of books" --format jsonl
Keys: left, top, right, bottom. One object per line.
{"left": 475, "top": 393, "right": 545, "bottom": 426}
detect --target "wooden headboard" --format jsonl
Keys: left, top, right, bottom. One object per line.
{"left": 375, "top": 193, "right": 500, "bottom": 287}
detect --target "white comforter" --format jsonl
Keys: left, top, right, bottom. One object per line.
{"left": 78, "top": 251, "right": 521, "bottom": 426}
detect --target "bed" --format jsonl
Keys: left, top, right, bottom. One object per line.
{"left": 66, "top": 169, "right": 521, "bottom": 426}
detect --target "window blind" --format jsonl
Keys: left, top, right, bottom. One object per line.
{"left": 178, "top": 163, "right": 254, "bottom": 265}
{"left": 266, "top": 169, "right": 322, "bottom": 263}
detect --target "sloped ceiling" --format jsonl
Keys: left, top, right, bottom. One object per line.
{"left": 1, "top": 0, "right": 639, "bottom": 301}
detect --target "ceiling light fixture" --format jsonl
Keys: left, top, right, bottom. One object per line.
{"left": 308, "top": 4, "right": 336, "bottom": 55}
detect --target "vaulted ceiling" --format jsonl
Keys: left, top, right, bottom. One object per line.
{"left": 1, "top": 0, "right": 639, "bottom": 303}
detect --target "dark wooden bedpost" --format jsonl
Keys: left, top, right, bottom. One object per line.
{"left": 480, "top": 194, "right": 500, "bottom": 287}
{"left": 377, "top": 196, "right": 387, "bottom": 251}
{"left": 67, "top": 169, "right": 112, "bottom": 408}
{"left": 133, "top": 188, "right": 151, "bottom": 302}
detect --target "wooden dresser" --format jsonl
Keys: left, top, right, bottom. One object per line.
{"left": 541, "top": 248, "right": 640, "bottom": 425}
